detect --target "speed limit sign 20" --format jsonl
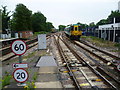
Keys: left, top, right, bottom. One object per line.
{"left": 13, "top": 68, "right": 28, "bottom": 83}
{"left": 11, "top": 40, "right": 27, "bottom": 55}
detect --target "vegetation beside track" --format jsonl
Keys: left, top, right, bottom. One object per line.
{"left": 81, "top": 36, "right": 120, "bottom": 52}
{"left": 34, "top": 31, "right": 49, "bottom": 36}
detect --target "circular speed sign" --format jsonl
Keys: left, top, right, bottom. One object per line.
{"left": 13, "top": 68, "right": 28, "bottom": 83}
{"left": 11, "top": 40, "right": 27, "bottom": 55}
{"left": 117, "top": 64, "right": 120, "bottom": 71}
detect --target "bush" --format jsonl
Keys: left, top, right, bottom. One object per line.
{"left": 2, "top": 75, "right": 12, "bottom": 88}
{"left": 34, "top": 31, "right": 48, "bottom": 35}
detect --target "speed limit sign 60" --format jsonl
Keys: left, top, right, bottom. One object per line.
{"left": 11, "top": 40, "right": 27, "bottom": 55}
{"left": 13, "top": 68, "right": 28, "bottom": 83}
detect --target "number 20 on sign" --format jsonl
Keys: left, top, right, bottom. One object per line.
{"left": 13, "top": 68, "right": 28, "bottom": 83}
{"left": 11, "top": 40, "right": 27, "bottom": 55}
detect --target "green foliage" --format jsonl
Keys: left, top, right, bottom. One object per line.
{"left": 2, "top": 75, "right": 12, "bottom": 88}
{"left": 46, "top": 22, "right": 54, "bottom": 32}
{"left": 2, "top": 71, "right": 12, "bottom": 88}
{"left": 32, "top": 72, "right": 37, "bottom": 81}
{"left": 3, "top": 4, "right": 54, "bottom": 32}
{"left": 24, "top": 82, "right": 36, "bottom": 89}
{"left": 108, "top": 10, "right": 120, "bottom": 23}
{"left": 1, "top": 6, "right": 11, "bottom": 33}
{"left": 114, "top": 43, "right": 120, "bottom": 49}
{"left": 81, "top": 36, "right": 116, "bottom": 47}
{"left": 58, "top": 25, "right": 66, "bottom": 31}
{"left": 97, "top": 10, "right": 120, "bottom": 26}
{"left": 11, "top": 4, "right": 32, "bottom": 31}
{"left": 31, "top": 12, "right": 46, "bottom": 32}
{"left": 77, "top": 22, "right": 88, "bottom": 29}
{"left": 24, "top": 52, "right": 35, "bottom": 59}
{"left": 0, "top": 77, "right": 2, "bottom": 89}
{"left": 34, "top": 31, "right": 48, "bottom": 35}
{"left": 89, "top": 22, "right": 95, "bottom": 27}
{"left": 96, "top": 19, "right": 109, "bottom": 26}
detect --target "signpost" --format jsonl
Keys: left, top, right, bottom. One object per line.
{"left": 11, "top": 39, "right": 28, "bottom": 86}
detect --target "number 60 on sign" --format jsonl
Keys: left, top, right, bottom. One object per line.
{"left": 11, "top": 40, "right": 27, "bottom": 55}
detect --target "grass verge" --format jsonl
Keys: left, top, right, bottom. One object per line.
{"left": 81, "top": 36, "right": 120, "bottom": 48}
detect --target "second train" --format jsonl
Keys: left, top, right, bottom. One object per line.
{"left": 64, "top": 24, "right": 83, "bottom": 40}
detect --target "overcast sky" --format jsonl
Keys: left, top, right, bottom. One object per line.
{"left": 1, "top": 0, "right": 120, "bottom": 28}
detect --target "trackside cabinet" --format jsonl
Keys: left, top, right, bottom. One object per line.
{"left": 38, "top": 34, "right": 46, "bottom": 50}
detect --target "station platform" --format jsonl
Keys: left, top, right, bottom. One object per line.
{"left": 35, "top": 56, "right": 62, "bottom": 88}
{"left": 0, "top": 38, "right": 18, "bottom": 42}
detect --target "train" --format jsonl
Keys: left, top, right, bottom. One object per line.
{"left": 64, "top": 24, "right": 83, "bottom": 40}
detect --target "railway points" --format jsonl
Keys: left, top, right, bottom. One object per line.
{"left": 2, "top": 32, "right": 120, "bottom": 89}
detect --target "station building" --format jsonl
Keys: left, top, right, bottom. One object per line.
{"left": 96, "top": 23, "right": 120, "bottom": 43}
{"left": 95, "top": 1, "right": 120, "bottom": 43}
{"left": 18, "top": 31, "right": 33, "bottom": 38}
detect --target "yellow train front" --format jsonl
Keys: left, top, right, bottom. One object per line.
{"left": 65, "top": 24, "right": 82, "bottom": 40}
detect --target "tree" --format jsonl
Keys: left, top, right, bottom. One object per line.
{"left": 77, "top": 22, "right": 88, "bottom": 29}
{"left": 108, "top": 10, "right": 120, "bottom": 23}
{"left": 1, "top": 6, "right": 11, "bottom": 34}
{"left": 11, "top": 4, "right": 32, "bottom": 31}
{"left": 96, "top": 19, "right": 108, "bottom": 26}
{"left": 31, "top": 12, "right": 47, "bottom": 32}
{"left": 58, "top": 25, "right": 66, "bottom": 31}
{"left": 46, "top": 22, "right": 54, "bottom": 32}
{"left": 89, "top": 22, "right": 95, "bottom": 27}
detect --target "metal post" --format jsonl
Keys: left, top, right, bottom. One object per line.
{"left": 19, "top": 55, "right": 22, "bottom": 63}
{"left": 104, "top": 29, "right": 106, "bottom": 40}
{"left": 108, "top": 29, "right": 110, "bottom": 41}
{"left": 98, "top": 29, "right": 99, "bottom": 38}
{"left": 101, "top": 29, "right": 102, "bottom": 38}
{"left": 113, "top": 27, "right": 116, "bottom": 42}
{"left": 113, "top": 18, "right": 116, "bottom": 42}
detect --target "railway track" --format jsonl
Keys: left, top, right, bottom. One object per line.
{"left": 2, "top": 32, "right": 119, "bottom": 89}
{"left": 54, "top": 35, "right": 80, "bottom": 89}
{"left": 72, "top": 40, "right": 120, "bottom": 81}
{"left": 73, "top": 41, "right": 119, "bottom": 66}
{"left": 52, "top": 33, "right": 117, "bottom": 89}
{"left": 61, "top": 33, "right": 120, "bottom": 89}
